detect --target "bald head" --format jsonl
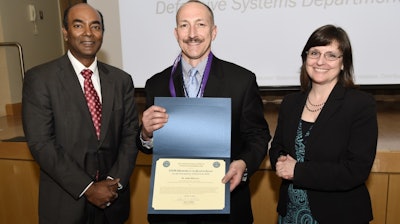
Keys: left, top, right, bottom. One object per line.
{"left": 176, "top": 0, "right": 214, "bottom": 26}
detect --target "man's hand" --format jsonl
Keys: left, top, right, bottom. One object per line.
{"left": 84, "top": 178, "right": 120, "bottom": 209}
{"left": 141, "top": 105, "right": 168, "bottom": 140}
{"left": 221, "top": 160, "right": 247, "bottom": 192}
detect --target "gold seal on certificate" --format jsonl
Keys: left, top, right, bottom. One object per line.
{"left": 152, "top": 158, "right": 226, "bottom": 210}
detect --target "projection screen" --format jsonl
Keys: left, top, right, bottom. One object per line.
{"left": 88, "top": 0, "right": 400, "bottom": 88}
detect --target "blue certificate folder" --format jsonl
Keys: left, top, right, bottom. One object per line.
{"left": 148, "top": 97, "right": 231, "bottom": 214}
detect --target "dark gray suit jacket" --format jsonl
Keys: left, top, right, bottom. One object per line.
{"left": 137, "top": 55, "right": 271, "bottom": 224}
{"left": 22, "top": 55, "right": 139, "bottom": 224}
{"left": 269, "top": 84, "right": 378, "bottom": 224}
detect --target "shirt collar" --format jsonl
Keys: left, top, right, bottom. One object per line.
{"left": 181, "top": 57, "right": 207, "bottom": 78}
{"left": 67, "top": 50, "right": 98, "bottom": 75}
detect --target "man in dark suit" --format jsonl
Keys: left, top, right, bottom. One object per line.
{"left": 22, "top": 3, "right": 138, "bottom": 224}
{"left": 136, "top": 1, "right": 271, "bottom": 223}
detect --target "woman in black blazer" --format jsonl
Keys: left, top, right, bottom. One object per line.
{"left": 269, "top": 24, "right": 378, "bottom": 224}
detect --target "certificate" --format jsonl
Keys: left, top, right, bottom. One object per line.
{"left": 152, "top": 158, "right": 226, "bottom": 210}
{"left": 148, "top": 97, "right": 231, "bottom": 214}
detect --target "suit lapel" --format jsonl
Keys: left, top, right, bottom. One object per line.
{"left": 202, "top": 57, "right": 224, "bottom": 97}
{"left": 57, "top": 56, "right": 114, "bottom": 142}
{"left": 57, "top": 56, "right": 95, "bottom": 132}
{"left": 307, "top": 84, "right": 345, "bottom": 150}
{"left": 98, "top": 63, "right": 114, "bottom": 142}
{"left": 171, "top": 64, "right": 185, "bottom": 97}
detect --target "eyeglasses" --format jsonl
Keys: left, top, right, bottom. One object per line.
{"left": 306, "top": 50, "right": 343, "bottom": 61}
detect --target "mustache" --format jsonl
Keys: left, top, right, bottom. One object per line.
{"left": 183, "top": 37, "right": 202, "bottom": 44}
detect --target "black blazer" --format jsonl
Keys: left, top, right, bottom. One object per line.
{"left": 22, "top": 55, "right": 139, "bottom": 224}
{"left": 137, "top": 55, "right": 271, "bottom": 224}
{"left": 269, "top": 84, "right": 378, "bottom": 224}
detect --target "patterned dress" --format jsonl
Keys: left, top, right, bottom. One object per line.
{"left": 278, "top": 120, "right": 319, "bottom": 224}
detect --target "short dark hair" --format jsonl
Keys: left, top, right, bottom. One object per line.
{"left": 299, "top": 24, "right": 355, "bottom": 91}
{"left": 62, "top": 4, "right": 105, "bottom": 32}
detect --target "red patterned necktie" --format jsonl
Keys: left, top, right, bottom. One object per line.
{"left": 81, "top": 69, "right": 102, "bottom": 139}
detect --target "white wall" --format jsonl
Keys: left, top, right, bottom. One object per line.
{"left": 0, "top": 15, "right": 12, "bottom": 117}
{"left": 90, "top": 0, "right": 123, "bottom": 70}
{"left": 0, "top": 0, "right": 64, "bottom": 116}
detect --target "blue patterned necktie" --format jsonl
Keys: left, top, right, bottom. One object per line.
{"left": 187, "top": 68, "right": 199, "bottom": 97}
